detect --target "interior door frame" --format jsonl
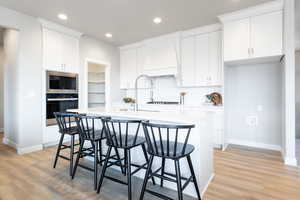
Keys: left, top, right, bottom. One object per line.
{"left": 83, "top": 58, "right": 111, "bottom": 109}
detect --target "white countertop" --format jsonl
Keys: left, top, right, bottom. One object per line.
{"left": 68, "top": 107, "right": 212, "bottom": 124}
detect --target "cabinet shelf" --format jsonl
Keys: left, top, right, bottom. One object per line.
{"left": 88, "top": 80, "right": 105, "bottom": 84}
{"left": 88, "top": 92, "right": 105, "bottom": 94}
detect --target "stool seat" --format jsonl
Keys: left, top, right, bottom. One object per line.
{"left": 59, "top": 126, "right": 78, "bottom": 135}
{"left": 149, "top": 141, "right": 195, "bottom": 159}
{"left": 109, "top": 135, "right": 146, "bottom": 149}
{"left": 86, "top": 130, "right": 106, "bottom": 141}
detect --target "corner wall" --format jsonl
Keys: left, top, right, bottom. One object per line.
{"left": 225, "top": 62, "right": 283, "bottom": 150}
{"left": 0, "top": 29, "right": 3, "bottom": 131}
{"left": 295, "top": 51, "right": 300, "bottom": 138}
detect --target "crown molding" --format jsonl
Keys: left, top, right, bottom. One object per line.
{"left": 218, "top": 0, "right": 284, "bottom": 23}
{"left": 38, "top": 18, "right": 82, "bottom": 38}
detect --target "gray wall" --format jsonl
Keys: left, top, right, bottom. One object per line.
{"left": 295, "top": 51, "right": 300, "bottom": 138}
{"left": 0, "top": 28, "right": 3, "bottom": 131}
{"left": 225, "top": 62, "right": 283, "bottom": 149}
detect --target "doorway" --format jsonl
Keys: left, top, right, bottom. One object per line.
{"left": 84, "top": 59, "right": 111, "bottom": 109}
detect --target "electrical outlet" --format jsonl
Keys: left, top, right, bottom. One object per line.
{"left": 257, "top": 105, "right": 263, "bottom": 112}
{"left": 246, "top": 116, "right": 258, "bottom": 127}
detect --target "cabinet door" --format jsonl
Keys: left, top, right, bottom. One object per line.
{"left": 43, "top": 28, "right": 63, "bottom": 71}
{"left": 62, "top": 34, "right": 79, "bottom": 73}
{"left": 208, "top": 31, "right": 222, "bottom": 85}
{"left": 120, "top": 48, "right": 137, "bottom": 89}
{"left": 195, "top": 33, "right": 209, "bottom": 86}
{"left": 223, "top": 18, "right": 250, "bottom": 62}
{"left": 181, "top": 36, "right": 196, "bottom": 86}
{"left": 251, "top": 11, "right": 283, "bottom": 58}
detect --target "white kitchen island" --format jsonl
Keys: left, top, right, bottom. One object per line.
{"left": 69, "top": 107, "right": 214, "bottom": 198}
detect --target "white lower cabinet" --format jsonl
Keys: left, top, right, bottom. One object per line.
{"left": 213, "top": 112, "right": 224, "bottom": 149}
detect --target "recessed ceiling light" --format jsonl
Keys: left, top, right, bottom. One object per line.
{"left": 58, "top": 13, "right": 68, "bottom": 20}
{"left": 105, "top": 33, "right": 112, "bottom": 38}
{"left": 153, "top": 17, "right": 162, "bottom": 24}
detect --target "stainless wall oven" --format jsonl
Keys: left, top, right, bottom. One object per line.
{"left": 46, "top": 71, "right": 79, "bottom": 126}
{"left": 47, "top": 71, "right": 78, "bottom": 93}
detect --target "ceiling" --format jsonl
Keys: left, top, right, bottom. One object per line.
{"left": 0, "top": 0, "right": 272, "bottom": 46}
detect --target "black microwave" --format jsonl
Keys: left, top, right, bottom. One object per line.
{"left": 47, "top": 71, "right": 78, "bottom": 93}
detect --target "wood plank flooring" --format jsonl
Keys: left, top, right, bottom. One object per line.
{"left": 1, "top": 132, "right": 300, "bottom": 200}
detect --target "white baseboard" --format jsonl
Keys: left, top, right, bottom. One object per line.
{"left": 201, "top": 173, "right": 215, "bottom": 198}
{"left": 2, "top": 137, "right": 17, "bottom": 149}
{"left": 284, "top": 156, "right": 297, "bottom": 166}
{"left": 17, "top": 144, "right": 43, "bottom": 155}
{"left": 227, "top": 139, "right": 282, "bottom": 151}
{"left": 3, "top": 137, "right": 43, "bottom": 155}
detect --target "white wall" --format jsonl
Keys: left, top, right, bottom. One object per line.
{"left": 0, "top": 29, "right": 4, "bottom": 131}
{"left": 3, "top": 29, "right": 20, "bottom": 147}
{"left": 295, "top": 51, "right": 300, "bottom": 138}
{"left": 0, "top": 5, "right": 122, "bottom": 153}
{"left": 125, "top": 76, "right": 222, "bottom": 106}
{"left": 79, "top": 35, "right": 124, "bottom": 108}
{"left": 225, "top": 62, "right": 283, "bottom": 150}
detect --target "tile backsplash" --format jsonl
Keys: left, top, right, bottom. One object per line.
{"left": 124, "top": 76, "right": 222, "bottom": 106}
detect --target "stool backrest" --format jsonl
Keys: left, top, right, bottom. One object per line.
{"left": 142, "top": 121, "right": 195, "bottom": 157}
{"left": 102, "top": 118, "right": 142, "bottom": 148}
{"left": 75, "top": 115, "right": 105, "bottom": 140}
{"left": 54, "top": 112, "right": 77, "bottom": 134}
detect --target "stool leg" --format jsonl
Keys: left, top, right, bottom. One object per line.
{"left": 94, "top": 141, "right": 99, "bottom": 190}
{"left": 124, "top": 149, "right": 127, "bottom": 175}
{"left": 126, "top": 149, "right": 132, "bottom": 200}
{"left": 53, "top": 133, "right": 65, "bottom": 168}
{"left": 114, "top": 147, "right": 124, "bottom": 174}
{"left": 72, "top": 140, "right": 84, "bottom": 179}
{"left": 187, "top": 155, "right": 201, "bottom": 200}
{"left": 175, "top": 159, "right": 183, "bottom": 200}
{"left": 97, "top": 146, "right": 112, "bottom": 194}
{"left": 141, "top": 144, "right": 156, "bottom": 185}
{"left": 139, "top": 155, "right": 154, "bottom": 200}
{"left": 69, "top": 135, "right": 75, "bottom": 176}
{"left": 160, "top": 158, "right": 166, "bottom": 187}
{"left": 99, "top": 140, "right": 103, "bottom": 166}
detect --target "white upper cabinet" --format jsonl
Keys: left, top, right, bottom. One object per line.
{"left": 250, "top": 11, "right": 283, "bottom": 58}
{"left": 180, "top": 26, "right": 222, "bottom": 87}
{"left": 219, "top": 0, "right": 283, "bottom": 64}
{"left": 120, "top": 47, "right": 137, "bottom": 89}
{"left": 43, "top": 28, "right": 63, "bottom": 72}
{"left": 61, "top": 34, "right": 79, "bottom": 73}
{"left": 195, "top": 33, "right": 210, "bottom": 86}
{"left": 40, "top": 19, "right": 82, "bottom": 73}
{"left": 223, "top": 18, "right": 250, "bottom": 62}
{"left": 181, "top": 36, "right": 196, "bottom": 86}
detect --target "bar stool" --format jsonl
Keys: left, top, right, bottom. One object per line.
{"left": 72, "top": 115, "right": 123, "bottom": 190}
{"left": 53, "top": 112, "right": 80, "bottom": 176}
{"left": 140, "top": 121, "right": 201, "bottom": 200}
{"left": 97, "top": 118, "right": 156, "bottom": 200}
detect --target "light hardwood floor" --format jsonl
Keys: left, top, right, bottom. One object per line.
{"left": 1, "top": 132, "right": 300, "bottom": 200}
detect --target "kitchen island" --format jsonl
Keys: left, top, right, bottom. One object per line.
{"left": 69, "top": 107, "right": 215, "bottom": 198}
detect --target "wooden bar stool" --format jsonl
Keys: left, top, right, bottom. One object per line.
{"left": 72, "top": 115, "right": 123, "bottom": 190}
{"left": 139, "top": 121, "right": 201, "bottom": 200}
{"left": 97, "top": 118, "right": 156, "bottom": 200}
{"left": 53, "top": 112, "right": 80, "bottom": 176}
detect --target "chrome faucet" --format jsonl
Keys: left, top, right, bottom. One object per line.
{"left": 134, "top": 74, "right": 154, "bottom": 111}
